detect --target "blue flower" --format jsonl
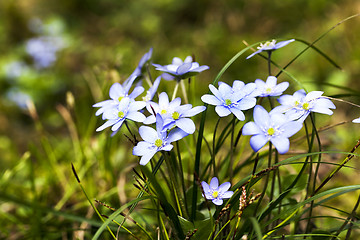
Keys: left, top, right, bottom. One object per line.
{"left": 254, "top": 76, "right": 289, "bottom": 97}
{"left": 130, "top": 48, "right": 153, "bottom": 79}
{"left": 153, "top": 56, "right": 209, "bottom": 81}
{"left": 201, "top": 81, "right": 257, "bottom": 121}
{"left": 273, "top": 90, "right": 336, "bottom": 122}
{"left": 142, "top": 76, "right": 161, "bottom": 102}
{"left": 242, "top": 105, "right": 302, "bottom": 154}
{"left": 93, "top": 76, "right": 144, "bottom": 118}
{"left": 246, "top": 39, "right": 295, "bottom": 59}
{"left": 201, "top": 177, "right": 234, "bottom": 205}
{"left": 95, "top": 97, "right": 146, "bottom": 132}
{"left": 133, "top": 114, "right": 188, "bottom": 165}
{"left": 144, "top": 92, "right": 205, "bottom": 134}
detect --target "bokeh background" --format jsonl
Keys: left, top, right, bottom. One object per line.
{"left": 1, "top": 0, "right": 360, "bottom": 238}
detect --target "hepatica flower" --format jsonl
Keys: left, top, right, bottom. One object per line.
{"left": 153, "top": 56, "right": 209, "bottom": 81}
{"left": 201, "top": 177, "right": 234, "bottom": 205}
{"left": 242, "top": 105, "right": 302, "bottom": 154}
{"left": 95, "top": 97, "right": 146, "bottom": 132}
{"left": 93, "top": 76, "right": 144, "bottom": 118}
{"left": 274, "top": 90, "right": 336, "bottom": 122}
{"left": 201, "top": 81, "right": 257, "bottom": 121}
{"left": 254, "top": 76, "right": 289, "bottom": 97}
{"left": 130, "top": 48, "right": 153, "bottom": 79}
{"left": 246, "top": 39, "right": 295, "bottom": 59}
{"left": 144, "top": 92, "right": 205, "bottom": 134}
{"left": 133, "top": 114, "right": 188, "bottom": 165}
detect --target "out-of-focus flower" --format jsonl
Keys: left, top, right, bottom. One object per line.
{"left": 254, "top": 76, "right": 289, "bottom": 97}
{"left": 144, "top": 92, "right": 205, "bottom": 134}
{"left": 201, "top": 81, "right": 257, "bottom": 121}
{"left": 95, "top": 97, "right": 146, "bottom": 132}
{"left": 3, "top": 61, "right": 30, "bottom": 79}
{"left": 242, "top": 105, "right": 302, "bottom": 154}
{"left": 201, "top": 177, "right": 234, "bottom": 205}
{"left": 142, "top": 76, "right": 161, "bottom": 102}
{"left": 273, "top": 90, "right": 336, "bottom": 122}
{"left": 246, "top": 39, "right": 295, "bottom": 59}
{"left": 153, "top": 56, "right": 209, "bottom": 81}
{"left": 133, "top": 114, "right": 188, "bottom": 165}
{"left": 93, "top": 76, "right": 144, "bottom": 118}
{"left": 25, "top": 36, "right": 66, "bottom": 69}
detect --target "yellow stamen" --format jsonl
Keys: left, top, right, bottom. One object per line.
{"left": 212, "top": 191, "right": 219, "bottom": 198}
{"left": 154, "top": 139, "right": 163, "bottom": 147}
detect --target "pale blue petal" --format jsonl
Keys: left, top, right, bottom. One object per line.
{"left": 352, "top": 117, "right": 360, "bottom": 123}
{"left": 176, "top": 118, "right": 195, "bottom": 134}
{"left": 139, "top": 150, "right": 158, "bottom": 165}
{"left": 274, "top": 39, "right": 295, "bottom": 49}
{"left": 249, "top": 134, "right": 268, "bottom": 152}
{"left": 143, "top": 115, "right": 156, "bottom": 124}
{"left": 271, "top": 136, "right": 290, "bottom": 154}
{"left": 230, "top": 108, "right": 245, "bottom": 121}
{"left": 161, "top": 144, "right": 173, "bottom": 151}
{"left": 237, "top": 98, "right": 256, "bottom": 110}
{"left": 127, "top": 111, "right": 146, "bottom": 122}
{"left": 266, "top": 76, "right": 277, "bottom": 87}
{"left": 201, "top": 94, "right": 222, "bottom": 105}
{"left": 242, "top": 122, "right": 262, "bottom": 135}
{"left": 212, "top": 198, "right": 223, "bottom": 205}
{"left": 281, "top": 121, "right": 303, "bottom": 137}
{"left": 109, "top": 83, "right": 125, "bottom": 100}
{"left": 167, "top": 128, "right": 189, "bottom": 143}
{"left": 218, "top": 182, "right": 231, "bottom": 193}
{"left": 129, "top": 86, "right": 145, "bottom": 99}
{"left": 246, "top": 50, "right": 262, "bottom": 59}
{"left": 215, "top": 105, "right": 231, "bottom": 117}
{"left": 133, "top": 141, "right": 154, "bottom": 156}
{"left": 177, "top": 62, "right": 192, "bottom": 75}
{"left": 182, "top": 106, "right": 206, "bottom": 117}
{"left": 111, "top": 119, "right": 125, "bottom": 131}
{"left": 221, "top": 191, "right": 234, "bottom": 199}
{"left": 210, "top": 177, "right": 219, "bottom": 189}
{"left": 253, "top": 105, "right": 270, "bottom": 129}
{"left": 96, "top": 119, "right": 117, "bottom": 131}
{"left": 209, "top": 84, "right": 223, "bottom": 101}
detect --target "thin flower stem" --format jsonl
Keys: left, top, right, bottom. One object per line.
{"left": 180, "top": 79, "right": 189, "bottom": 104}
{"left": 267, "top": 51, "right": 272, "bottom": 76}
{"left": 230, "top": 116, "right": 236, "bottom": 180}
{"left": 254, "top": 143, "right": 272, "bottom": 223}
{"left": 172, "top": 81, "right": 180, "bottom": 100}
{"left": 212, "top": 117, "right": 221, "bottom": 176}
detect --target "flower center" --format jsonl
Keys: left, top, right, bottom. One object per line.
{"left": 265, "top": 87, "right": 272, "bottom": 93}
{"left": 258, "top": 40, "right": 276, "bottom": 49}
{"left": 118, "top": 111, "right": 125, "bottom": 119}
{"left": 294, "top": 100, "right": 300, "bottom": 106}
{"left": 118, "top": 96, "right": 124, "bottom": 102}
{"left": 225, "top": 99, "right": 232, "bottom": 106}
{"left": 302, "top": 102, "right": 310, "bottom": 110}
{"left": 212, "top": 191, "right": 219, "bottom": 198}
{"left": 160, "top": 109, "right": 167, "bottom": 114}
{"left": 172, "top": 111, "right": 180, "bottom": 120}
{"left": 154, "top": 139, "right": 163, "bottom": 148}
{"left": 267, "top": 127, "right": 275, "bottom": 136}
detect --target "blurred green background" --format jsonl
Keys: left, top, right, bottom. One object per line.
{"left": 1, "top": 0, "right": 360, "bottom": 238}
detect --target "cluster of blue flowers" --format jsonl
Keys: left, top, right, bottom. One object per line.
{"left": 93, "top": 48, "right": 208, "bottom": 165}
{"left": 93, "top": 39, "right": 340, "bottom": 206}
